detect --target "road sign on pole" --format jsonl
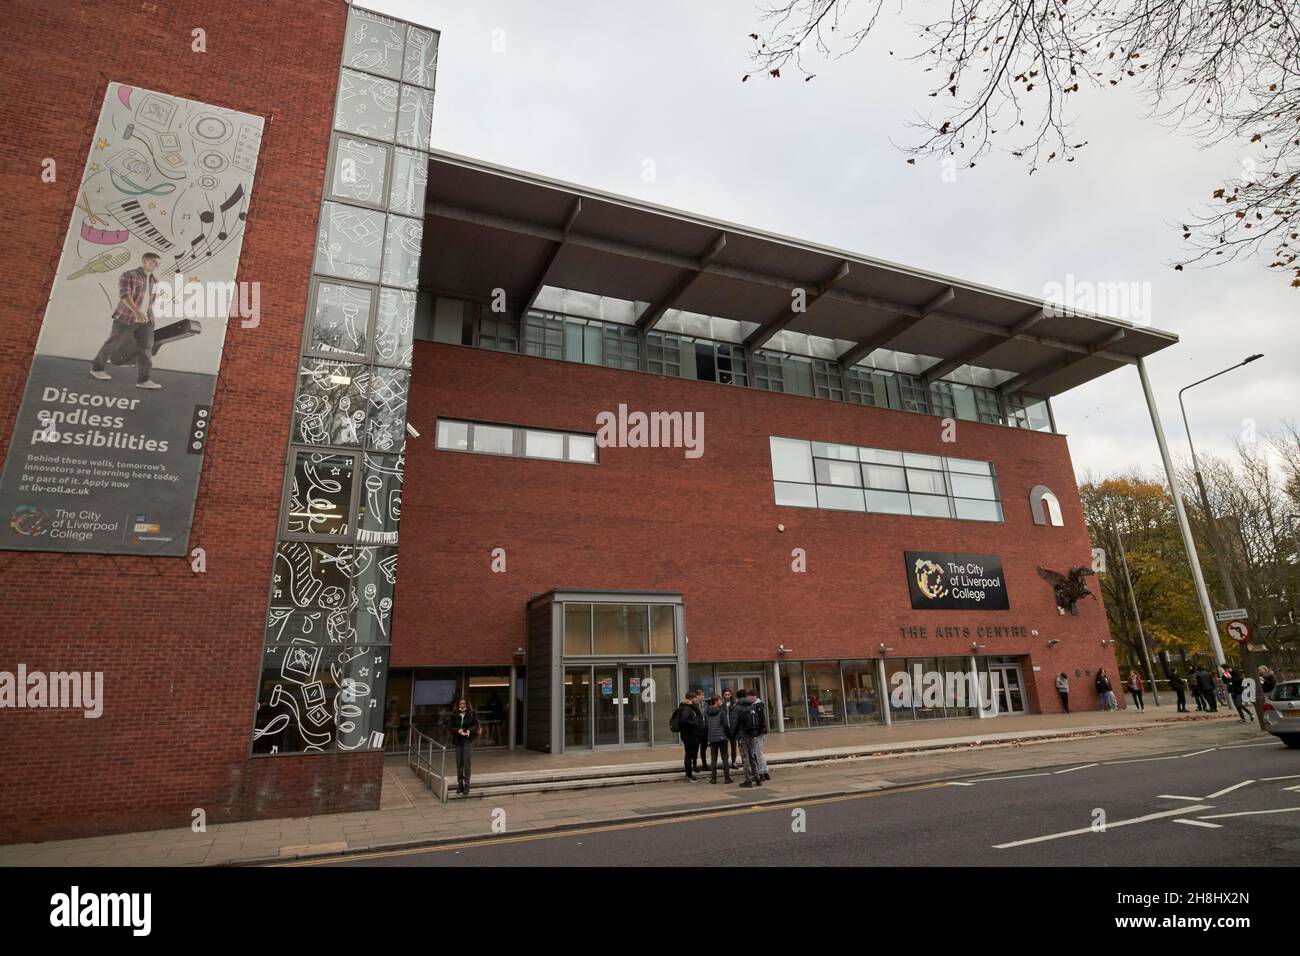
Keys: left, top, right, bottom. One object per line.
{"left": 1214, "top": 608, "right": 1249, "bottom": 622}
{"left": 1226, "top": 621, "right": 1251, "bottom": 644}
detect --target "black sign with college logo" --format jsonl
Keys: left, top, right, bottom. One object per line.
{"left": 905, "top": 551, "right": 1010, "bottom": 610}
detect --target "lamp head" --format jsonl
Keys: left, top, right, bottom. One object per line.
{"left": 1243, "top": 354, "right": 1263, "bottom": 364}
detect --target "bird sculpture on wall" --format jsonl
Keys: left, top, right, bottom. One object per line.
{"left": 1036, "top": 566, "right": 1097, "bottom": 616}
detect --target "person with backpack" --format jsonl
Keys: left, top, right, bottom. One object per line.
{"left": 1127, "top": 670, "right": 1146, "bottom": 712}
{"left": 1188, "top": 666, "right": 1206, "bottom": 711}
{"left": 732, "top": 688, "right": 764, "bottom": 787}
{"left": 671, "top": 694, "right": 703, "bottom": 781}
{"left": 1055, "top": 673, "right": 1070, "bottom": 713}
{"left": 751, "top": 688, "right": 771, "bottom": 781}
{"left": 704, "top": 695, "right": 733, "bottom": 784}
{"left": 1259, "top": 665, "right": 1277, "bottom": 697}
{"left": 1169, "top": 671, "right": 1187, "bottom": 713}
{"left": 450, "top": 697, "right": 478, "bottom": 795}
{"left": 721, "top": 688, "right": 740, "bottom": 769}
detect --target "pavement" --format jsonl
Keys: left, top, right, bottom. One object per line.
{"left": 0, "top": 700, "right": 1272, "bottom": 867}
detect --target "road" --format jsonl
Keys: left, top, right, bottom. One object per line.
{"left": 308, "top": 737, "right": 1300, "bottom": 866}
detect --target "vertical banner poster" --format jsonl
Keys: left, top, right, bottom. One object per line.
{"left": 0, "top": 84, "right": 263, "bottom": 555}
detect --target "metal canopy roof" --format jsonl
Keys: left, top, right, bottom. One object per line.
{"left": 420, "top": 149, "right": 1178, "bottom": 398}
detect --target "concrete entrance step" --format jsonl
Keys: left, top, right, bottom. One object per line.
{"left": 447, "top": 721, "right": 1156, "bottom": 799}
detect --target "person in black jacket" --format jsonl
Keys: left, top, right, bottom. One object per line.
{"left": 1224, "top": 667, "right": 1253, "bottom": 722}
{"left": 1094, "top": 669, "right": 1115, "bottom": 711}
{"left": 450, "top": 698, "right": 478, "bottom": 795}
{"left": 691, "top": 690, "right": 709, "bottom": 773}
{"left": 1187, "top": 666, "right": 1204, "bottom": 710}
{"left": 1169, "top": 672, "right": 1187, "bottom": 712}
{"left": 1259, "top": 666, "right": 1277, "bottom": 696}
{"left": 672, "top": 694, "right": 702, "bottom": 781}
{"left": 733, "top": 689, "right": 764, "bottom": 787}
{"left": 721, "top": 688, "right": 740, "bottom": 769}
{"left": 1194, "top": 667, "right": 1218, "bottom": 712}
{"left": 704, "top": 696, "right": 733, "bottom": 784}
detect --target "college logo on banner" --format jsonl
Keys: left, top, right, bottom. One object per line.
{"left": 905, "top": 551, "right": 1010, "bottom": 610}
{"left": 0, "top": 83, "right": 263, "bottom": 556}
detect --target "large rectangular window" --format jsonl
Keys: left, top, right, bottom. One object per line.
{"left": 769, "top": 437, "right": 1004, "bottom": 522}
{"left": 436, "top": 418, "right": 599, "bottom": 464}
{"left": 525, "top": 311, "right": 639, "bottom": 370}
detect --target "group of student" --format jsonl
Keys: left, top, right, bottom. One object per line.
{"left": 671, "top": 687, "right": 772, "bottom": 787}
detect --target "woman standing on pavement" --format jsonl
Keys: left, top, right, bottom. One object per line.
{"left": 1127, "top": 670, "right": 1145, "bottom": 711}
{"left": 1055, "top": 673, "right": 1070, "bottom": 713}
{"left": 450, "top": 697, "right": 479, "bottom": 795}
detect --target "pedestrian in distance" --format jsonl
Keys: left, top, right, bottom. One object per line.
{"left": 1188, "top": 666, "right": 1205, "bottom": 711}
{"left": 450, "top": 697, "right": 478, "bottom": 795}
{"left": 1259, "top": 665, "right": 1277, "bottom": 697}
{"left": 1127, "top": 670, "right": 1146, "bottom": 712}
{"left": 1224, "top": 666, "right": 1253, "bottom": 723}
{"left": 732, "top": 688, "right": 763, "bottom": 787}
{"left": 751, "top": 687, "right": 771, "bottom": 781}
{"left": 670, "top": 694, "right": 703, "bottom": 781}
{"left": 1169, "top": 671, "right": 1188, "bottom": 713}
{"left": 1194, "top": 666, "right": 1218, "bottom": 712}
{"left": 704, "top": 695, "right": 733, "bottom": 784}
{"left": 1055, "top": 672, "right": 1070, "bottom": 713}
{"left": 1095, "top": 668, "right": 1117, "bottom": 711}
{"left": 721, "top": 687, "right": 740, "bottom": 769}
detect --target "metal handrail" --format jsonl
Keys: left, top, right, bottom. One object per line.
{"left": 407, "top": 725, "right": 451, "bottom": 804}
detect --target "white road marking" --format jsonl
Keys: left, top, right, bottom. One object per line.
{"left": 1180, "top": 748, "right": 1217, "bottom": 758}
{"left": 1219, "top": 742, "right": 1279, "bottom": 750}
{"left": 993, "top": 805, "right": 1212, "bottom": 849}
{"left": 1204, "top": 780, "right": 1254, "bottom": 799}
{"left": 1281, "top": 785, "right": 1300, "bottom": 793}
{"left": 1158, "top": 795, "right": 1205, "bottom": 802}
{"left": 946, "top": 781, "right": 975, "bottom": 787}
{"left": 968, "top": 772, "right": 1051, "bottom": 783}
{"left": 1104, "top": 755, "right": 1183, "bottom": 765}
{"left": 1053, "top": 764, "right": 1098, "bottom": 774}
{"left": 1174, "top": 819, "right": 1222, "bottom": 829}
{"left": 1262, "top": 774, "right": 1300, "bottom": 782}
{"left": 1197, "top": 807, "right": 1300, "bottom": 820}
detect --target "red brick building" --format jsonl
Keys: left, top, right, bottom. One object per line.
{"left": 0, "top": 1, "right": 1176, "bottom": 844}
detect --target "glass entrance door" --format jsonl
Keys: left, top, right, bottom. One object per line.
{"left": 718, "top": 673, "right": 765, "bottom": 702}
{"left": 990, "top": 665, "right": 1026, "bottom": 714}
{"left": 592, "top": 664, "right": 654, "bottom": 748}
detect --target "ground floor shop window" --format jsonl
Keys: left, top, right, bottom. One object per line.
{"left": 409, "top": 667, "right": 513, "bottom": 747}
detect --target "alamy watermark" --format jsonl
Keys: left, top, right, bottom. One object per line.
{"left": 151, "top": 276, "right": 260, "bottom": 327}
{"left": 1042, "top": 273, "right": 1150, "bottom": 325}
{"left": 889, "top": 664, "right": 1001, "bottom": 711}
{"left": 0, "top": 665, "right": 103, "bottom": 718}
{"left": 595, "top": 403, "right": 704, "bottom": 459}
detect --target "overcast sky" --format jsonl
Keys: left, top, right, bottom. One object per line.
{"left": 372, "top": 0, "right": 1297, "bottom": 483}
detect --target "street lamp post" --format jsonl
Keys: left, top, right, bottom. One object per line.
{"left": 1135, "top": 358, "right": 1227, "bottom": 674}
{"left": 1178, "top": 354, "right": 1265, "bottom": 727}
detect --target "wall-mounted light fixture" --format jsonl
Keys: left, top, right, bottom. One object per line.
{"left": 1046, "top": 639, "right": 1061, "bottom": 648}
{"left": 878, "top": 642, "right": 892, "bottom": 655}
{"left": 777, "top": 644, "right": 791, "bottom": 656}
{"left": 969, "top": 641, "right": 985, "bottom": 652}
{"left": 1100, "top": 639, "right": 1115, "bottom": 647}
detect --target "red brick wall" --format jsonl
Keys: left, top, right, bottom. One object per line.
{"left": 0, "top": 0, "right": 372, "bottom": 844}
{"left": 397, "top": 343, "right": 1120, "bottom": 714}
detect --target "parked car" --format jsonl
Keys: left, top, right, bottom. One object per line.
{"left": 1262, "top": 679, "right": 1300, "bottom": 748}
